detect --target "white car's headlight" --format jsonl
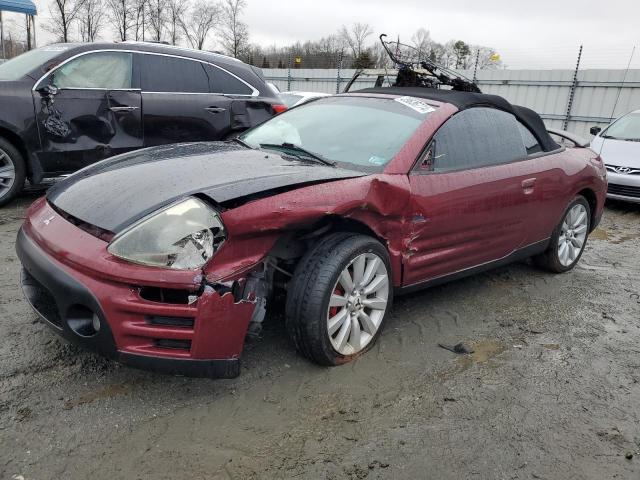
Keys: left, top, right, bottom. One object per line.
{"left": 107, "top": 197, "right": 226, "bottom": 270}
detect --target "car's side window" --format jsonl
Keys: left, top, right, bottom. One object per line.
{"left": 141, "top": 55, "right": 210, "bottom": 93}
{"left": 52, "top": 52, "right": 133, "bottom": 90}
{"left": 426, "top": 108, "right": 528, "bottom": 173}
{"left": 518, "top": 122, "right": 543, "bottom": 154}
{"left": 205, "top": 64, "right": 253, "bottom": 95}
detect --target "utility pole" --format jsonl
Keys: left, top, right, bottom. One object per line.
{"left": 472, "top": 49, "right": 480, "bottom": 84}
{"left": 563, "top": 45, "right": 583, "bottom": 131}
{"left": 1, "top": 11, "right": 5, "bottom": 60}
{"left": 287, "top": 51, "right": 292, "bottom": 91}
{"left": 336, "top": 49, "right": 343, "bottom": 94}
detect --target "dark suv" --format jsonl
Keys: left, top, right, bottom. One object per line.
{"left": 0, "top": 41, "right": 285, "bottom": 205}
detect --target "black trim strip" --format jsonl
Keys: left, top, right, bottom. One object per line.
{"left": 397, "top": 239, "right": 550, "bottom": 295}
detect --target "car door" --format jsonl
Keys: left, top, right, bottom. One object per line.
{"left": 138, "top": 53, "right": 234, "bottom": 146}
{"left": 404, "top": 107, "right": 535, "bottom": 286}
{"left": 32, "top": 51, "right": 143, "bottom": 175}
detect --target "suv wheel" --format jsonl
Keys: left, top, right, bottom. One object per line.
{"left": 0, "top": 137, "right": 26, "bottom": 207}
{"left": 286, "top": 233, "right": 393, "bottom": 366}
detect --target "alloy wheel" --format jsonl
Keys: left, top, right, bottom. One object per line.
{"left": 327, "top": 253, "right": 389, "bottom": 355}
{"left": 0, "top": 147, "right": 16, "bottom": 200}
{"left": 558, "top": 203, "right": 588, "bottom": 267}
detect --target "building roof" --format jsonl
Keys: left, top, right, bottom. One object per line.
{"left": 0, "top": 0, "right": 36, "bottom": 15}
{"left": 355, "top": 87, "right": 560, "bottom": 152}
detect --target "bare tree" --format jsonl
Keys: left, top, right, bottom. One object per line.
{"left": 44, "top": 0, "right": 87, "bottom": 42}
{"left": 469, "top": 45, "right": 502, "bottom": 70}
{"left": 338, "top": 23, "right": 373, "bottom": 59}
{"left": 218, "top": 0, "right": 249, "bottom": 58}
{"left": 411, "top": 28, "right": 433, "bottom": 60}
{"left": 79, "top": 0, "right": 105, "bottom": 41}
{"left": 166, "top": 0, "right": 187, "bottom": 45}
{"left": 132, "top": 0, "right": 147, "bottom": 40}
{"left": 180, "top": 1, "right": 219, "bottom": 50}
{"left": 108, "top": 0, "right": 135, "bottom": 41}
{"left": 146, "top": 0, "right": 167, "bottom": 41}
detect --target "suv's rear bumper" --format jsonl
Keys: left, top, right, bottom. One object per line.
{"left": 16, "top": 199, "right": 257, "bottom": 378}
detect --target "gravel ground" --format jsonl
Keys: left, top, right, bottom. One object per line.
{"left": 1, "top": 194, "right": 639, "bottom": 480}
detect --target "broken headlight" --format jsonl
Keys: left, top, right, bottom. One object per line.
{"left": 107, "top": 197, "right": 226, "bottom": 270}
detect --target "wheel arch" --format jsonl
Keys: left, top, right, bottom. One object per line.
{"left": 268, "top": 214, "right": 399, "bottom": 286}
{"left": 576, "top": 188, "right": 598, "bottom": 232}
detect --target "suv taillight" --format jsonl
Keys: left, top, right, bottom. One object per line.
{"left": 272, "top": 104, "right": 287, "bottom": 114}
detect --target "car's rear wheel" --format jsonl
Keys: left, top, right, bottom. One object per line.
{"left": 534, "top": 195, "right": 591, "bottom": 273}
{"left": 0, "top": 137, "right": 26, "bottom": 207}
{"left": 285, "top": 233, "right": 392, "bottom": 366}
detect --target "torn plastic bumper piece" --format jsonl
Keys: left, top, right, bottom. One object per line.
{"left": 16, "top": 200, "right": 259, "bottom": 378}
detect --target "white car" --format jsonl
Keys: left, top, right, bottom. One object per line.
{"left": 590, "top": 110, "right": 640, "bottom": 203}
{"left": 279, "top": 91, "right": 330, "bottom": 108}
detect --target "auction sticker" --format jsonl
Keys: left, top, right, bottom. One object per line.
{"left": 394, "top": 96, "right": 436, "bottom": 114}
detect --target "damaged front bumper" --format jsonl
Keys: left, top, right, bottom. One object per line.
{"left": 16, "top": 199, "right": 261, "bottom": 378}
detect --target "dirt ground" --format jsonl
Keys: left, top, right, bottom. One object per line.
{"left": 1, "top": 194, "right": 639, "bottom": 480}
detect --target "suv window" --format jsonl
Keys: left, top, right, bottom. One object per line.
{"left": 431, "top": 108, "right": 527, "bottom": 172}
{"left": 205, "top": 64, "right": 252, "bottom": 95}
{"left": 518, "top": 122, "right": 542, "bottom": 154}
{"left": 141, "top": 55, "right": 210, "bottom": 93}
{"left": 53, "top": 51, "right": 132, "bottom": 89}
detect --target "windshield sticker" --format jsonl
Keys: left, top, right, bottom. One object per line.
{"left": 394, "top": 96, "right": 436, "bottom": 114}
{"left": 368, "top": 156, "right": 386, "bottom": 166}
{"left": 42, "top": 46, "right": 70, "bottom": 52}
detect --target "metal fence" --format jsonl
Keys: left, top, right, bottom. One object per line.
{"left": 264, "top": 68, "right": 640, "bottom": 138}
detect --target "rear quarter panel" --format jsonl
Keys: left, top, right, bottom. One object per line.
{"left": 529, "top": 146, "right": 606, "bottom": 242}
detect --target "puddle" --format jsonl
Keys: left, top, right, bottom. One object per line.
{"left": 457, "top": 339, "right": 506, "bottom": 369}
{"left": 591, "top": 228, "right": 609, "bottom": 241}
{"left": 438, "top": 339, "right": 507, "bottom": 380}
{"left": 63, "top": 384, "right": 129, "bottom": 410}
{"left": 591, "top": 228, "right": 640, "bottom": 244}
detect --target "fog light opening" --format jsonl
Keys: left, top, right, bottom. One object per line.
{"left": 67, "top": 305, "right": 101, "bottom": 337}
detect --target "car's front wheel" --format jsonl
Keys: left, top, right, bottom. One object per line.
{"left": 286, "top": 233, "right": 392, "bottom": 366}
{"left": 535, "top": 195, "right": 591, "bottom": 273}
{"left": 0, "top": 137, "right": 26, "bottom": 207}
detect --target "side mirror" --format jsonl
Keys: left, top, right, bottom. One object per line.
{"left": 590, "top": 126, "right": 602, "bottom": 136}
{"left": 36, "top": 84, "right": 59, "bottom": 97}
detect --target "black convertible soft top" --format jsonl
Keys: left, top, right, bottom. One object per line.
{"left": 355, "top": 87, "right": 560, "bottom": 152}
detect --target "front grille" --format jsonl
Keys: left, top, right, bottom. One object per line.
{"left": 154, "top": 339, "right": 192, "bottom": 350}
{"left": 147, "top": 316, "right": 195, "bottom": 328}
{"left": 21, "top": 268, "right": 62, "bottom": 327}
{"left": 608, "top": 184, "right": 640, "bottom": 198}
{"left": 140, "top": 286, "right": 196, "bottom": 305}
{"left": 605, "top": 165, "right": 640, "bottom": 175}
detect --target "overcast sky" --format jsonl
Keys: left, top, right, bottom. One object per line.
{"left": 7, "top": 0, "right": 640, "bottom": 69}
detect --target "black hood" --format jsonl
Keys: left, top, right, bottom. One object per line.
{"left": 47, "top": 142, "right": 364, "bottom": 233}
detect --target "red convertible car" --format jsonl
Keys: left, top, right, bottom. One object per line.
{"left": 17, "top": 87, "right": 607, "bottom": 377}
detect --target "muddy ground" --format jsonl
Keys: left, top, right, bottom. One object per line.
{"left": 1, "top": 194, "right": 639, "bottom": 480}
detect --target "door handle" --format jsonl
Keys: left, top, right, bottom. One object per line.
{"left": 205, "top": 107, "right": 226, "bottom": 114}
{"left": 521, "top": 178, "right": 536, "bottom": 194}
{"left": 109, "top": 106, "right": 139, "bottom": 113}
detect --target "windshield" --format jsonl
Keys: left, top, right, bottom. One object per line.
{"left": 241, "top": 96, "right": 435, "bottom": 172}
{"left": 603, "top": 112, "right": 640, "bottom": 141}
{"left": 0, "top": 45, "right": 71, "bottom": 81}
{"left": 279, "top": 93, "right": 304, "bottom": 108}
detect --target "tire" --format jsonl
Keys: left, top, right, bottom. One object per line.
{"left": 285, "top": 232, "right": 393, "bottom": 366}
{"left": 534, "top": 195, "right": 591, "bottom": 273}
{"left": 0, "top": 137, "right": 26, "bottom": 207}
